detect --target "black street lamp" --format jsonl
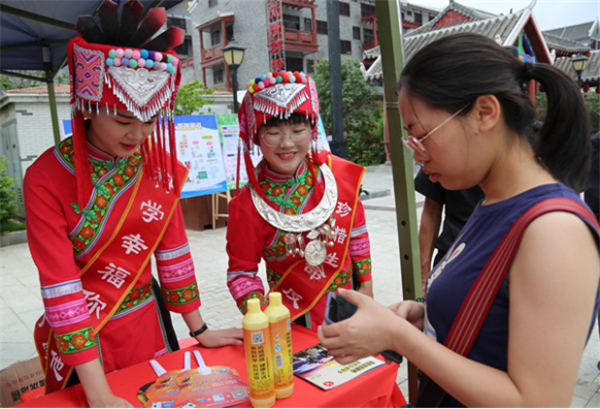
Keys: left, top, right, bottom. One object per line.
{"left": 222, "top": 38, "right": 246, "bottom": 113}
{"left": 571, "top": 53, "right": 589, "bottom": 87}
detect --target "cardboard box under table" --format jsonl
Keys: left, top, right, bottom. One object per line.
{"left": 0, "top": 357, "right": 45, "bottom": 408}
{"left": 14, "top": 325, "right": 406, "bottom": 408}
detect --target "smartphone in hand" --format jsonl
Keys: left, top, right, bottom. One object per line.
{"left": 324, "top": 292, "right": 403, "bottom": 364}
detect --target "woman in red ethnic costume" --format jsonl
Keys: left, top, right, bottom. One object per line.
{"left": 23, "top": 1, "right": 242, "bottom": 407}
{"left": 226, "top": 71, "right": 374, "bottom": 330}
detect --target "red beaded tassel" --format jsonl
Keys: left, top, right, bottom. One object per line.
{"left": 168, "top": 116, "right": 179, "bottom": 196}
{"left": 72, "top": 112, "right": 93, "bottom": 211}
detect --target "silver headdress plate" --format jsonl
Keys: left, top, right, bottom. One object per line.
{"left": 253, "top": 83, "right": 308, "bottom": 119}
{"left": 107, "top": 66, "right": 173, "bottom": 122}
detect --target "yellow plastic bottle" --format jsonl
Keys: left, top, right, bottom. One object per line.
{"left": 243, "top": 298, "right": 275, "bottom": 408}
{"left": 264, "top": 292, "right": 294, "bottom": 399}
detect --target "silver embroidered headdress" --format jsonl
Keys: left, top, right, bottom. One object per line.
{"left": 68, "top": 0, "right": 183, "bottom": 209}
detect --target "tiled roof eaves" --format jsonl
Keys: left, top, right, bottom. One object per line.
{"left": 364, "top": 57, "right": 382, "bottom": 81}
{"left": 544, "top": 21, "right": 594, "bottom": 42}
{"left": 542, "top": 31, "right": 590, "bottom": 52}
{"left": 554, "top": 50, "right": 600, "bottom": 83}
{"left": 451, "top": 2, "right": 496, "bottom": 20}
{"left": 363, "top": 46, "right": 381, "bottom": 60}
{"left": 404, "top": 11, "right": 523, "bottom": 62}
{"left": 408, "top": 1, "right": 496, "bottom": 36}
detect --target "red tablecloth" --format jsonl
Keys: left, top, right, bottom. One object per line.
{"left": 16, "top": 325, "right": 405, "bottom": 408}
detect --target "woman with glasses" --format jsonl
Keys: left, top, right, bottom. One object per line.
{"left": 225, "top": 71, "right": 374, "bottom": 330}
{"left": 319, "top": 33, "right": 600, "bottom": 407}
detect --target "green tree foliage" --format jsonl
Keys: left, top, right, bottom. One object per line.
{"left": 313, "top": 59, "right": 379, "bottom": 133}
{"left": 583, "top": 89, "right": 600, "bottom": 134}
{"left": 536, "top": 88, "right": 599, "bottom": 134}
{"left": 347, "top": 115, "right": 387, "bottom": 166}
{"left": 173, "top": 80, "right": 215, "bottom": 116}
{"left": 0, "top": 156, "right": 19, "bottom": 235}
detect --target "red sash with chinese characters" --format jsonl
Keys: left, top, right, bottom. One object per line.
{"left": 272, "top": 154, "right": 365, "bottom": 321}
{"left": 34, "top": 162, "right": 188, "bottom": 394}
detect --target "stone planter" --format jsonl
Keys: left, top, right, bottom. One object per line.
{"left": 0, "top": 230, "right": 27, "bottom": 247}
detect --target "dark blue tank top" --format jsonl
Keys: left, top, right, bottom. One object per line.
{"left": 424, "top": 183, "right": 600, "bottom": 407}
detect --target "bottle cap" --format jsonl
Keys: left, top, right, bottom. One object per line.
{"left": 269, "top": 292, "right": 282, "bottom": 306}
{"left": 248, "top": 298, "right": 261, "bottom": 313}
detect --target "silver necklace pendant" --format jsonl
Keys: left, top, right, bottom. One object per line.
{"left": 304, "top": 240, "right": 327, "bottom": 266}
{"left": 282, "top": 233, "right": 297, "bottom": 244}
{"left": 251, "top": 162, "right": 338, "bottom": 267}
{"left": 307, "top": 229, "right": 319, "bottom": 239}
{"left": 250, "top": 163, "right": 338, "bottom": 233}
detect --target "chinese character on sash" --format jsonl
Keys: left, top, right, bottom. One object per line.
{"left": 153, "top": 170, "right": 174, "bottom": 192}
{"left": 324, "top": 252, "right": 339, "bottom": 268}
{"left": 97, "top": 263, "right": 132, "bottom": 289}
{"left": 282, "top": 288, "right": 302, "bottom": 309}
{"left": 335, "top": 226, "right": 348, "bottom": 244}
{"left": 121, "top": 233, "right": 148, "bottom": 255}
{"left": 304, "top": 264, "right": 326, "bottom": 281}
{"left": 141, "top": 200, "right": 165, "bottom": 223}
{"left": 83, "top": 289, "right": 107, "bottom": 319}
{"left": 336, "top": 202, "right": 352, "bottom": 217}
{"left": 49, "top": 350, "right": 64, "bottom": 381}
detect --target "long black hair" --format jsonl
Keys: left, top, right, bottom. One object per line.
{"left": 399, "top": 33, "right": 591, "bottom": 191}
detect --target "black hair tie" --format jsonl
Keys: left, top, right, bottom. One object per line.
{"left": 522, "top": 61, "right": 534, "bottom": 82}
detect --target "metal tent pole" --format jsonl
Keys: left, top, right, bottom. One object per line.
{"left": 375, "top": 0, "right": 423, "bottom": 402}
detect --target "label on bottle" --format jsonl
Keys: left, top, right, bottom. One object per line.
{"left": 244, "top": 328, "right": 275, "bottom": 400}
{"left": 270, "top": 318, "right": 293, "bottom": 389}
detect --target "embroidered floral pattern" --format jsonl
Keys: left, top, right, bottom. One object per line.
{"left": 352, "top": 256, "right": 372, "bottom": 277}
{"left": 326, "top": 266, "right": 352, "bottom": 292}
{"left": 262, "top": 164, "right": 321, "bottom": 261}
{"left": 239, "top": 292, "right": 267, "bottom": 314}
{"left": 115, "top": 282, "right": 153, "bottom": 314}
{"left": 161, "top": 282, "right": 199, "bottom": 306}
{"left": 260, "top": 161, "right": 317, "bottom": 214}
{"left": 57, "top": 138, "right": 142, "bottom": 256}
{"left": 266, "top": 268, "right": 283, "bottom": 287}
{"left": 55, "top": 326, "right": 96, "bottom": 354}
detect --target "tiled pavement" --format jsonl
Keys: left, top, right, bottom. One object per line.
{"left": 1, "top": 164, "right": 599, "bottom": 406}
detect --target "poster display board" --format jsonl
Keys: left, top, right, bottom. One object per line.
{"left": 215, "top": 114, "right": 262, "bottom": 191}
{"left": 175, "top": 115, "right": 228, "bottom": 198}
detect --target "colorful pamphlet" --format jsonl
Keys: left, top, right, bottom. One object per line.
{"left": 138, "top": 352, "right": 250, "bottom": 408}
{"left": 292, "top": 343, "right": 384, "bottom": 390}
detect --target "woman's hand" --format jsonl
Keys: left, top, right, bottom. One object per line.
{"left": 318, "top": 289, "right": 404, "bottom": 365}
{"left": 388, "top": 300, "right": 425, "bottom": 330}
{"left": 196, "top": 328, "right": 244, "bottom": 348}
{"left": 76, "top": 359, "right": 133, "bottom": 408}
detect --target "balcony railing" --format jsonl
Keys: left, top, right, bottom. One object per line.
{"left": 284, "top": 28, "right": 318, "bottom": 52}
{"left": 203, "top": 43, "right": 223, "bottom": 63}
